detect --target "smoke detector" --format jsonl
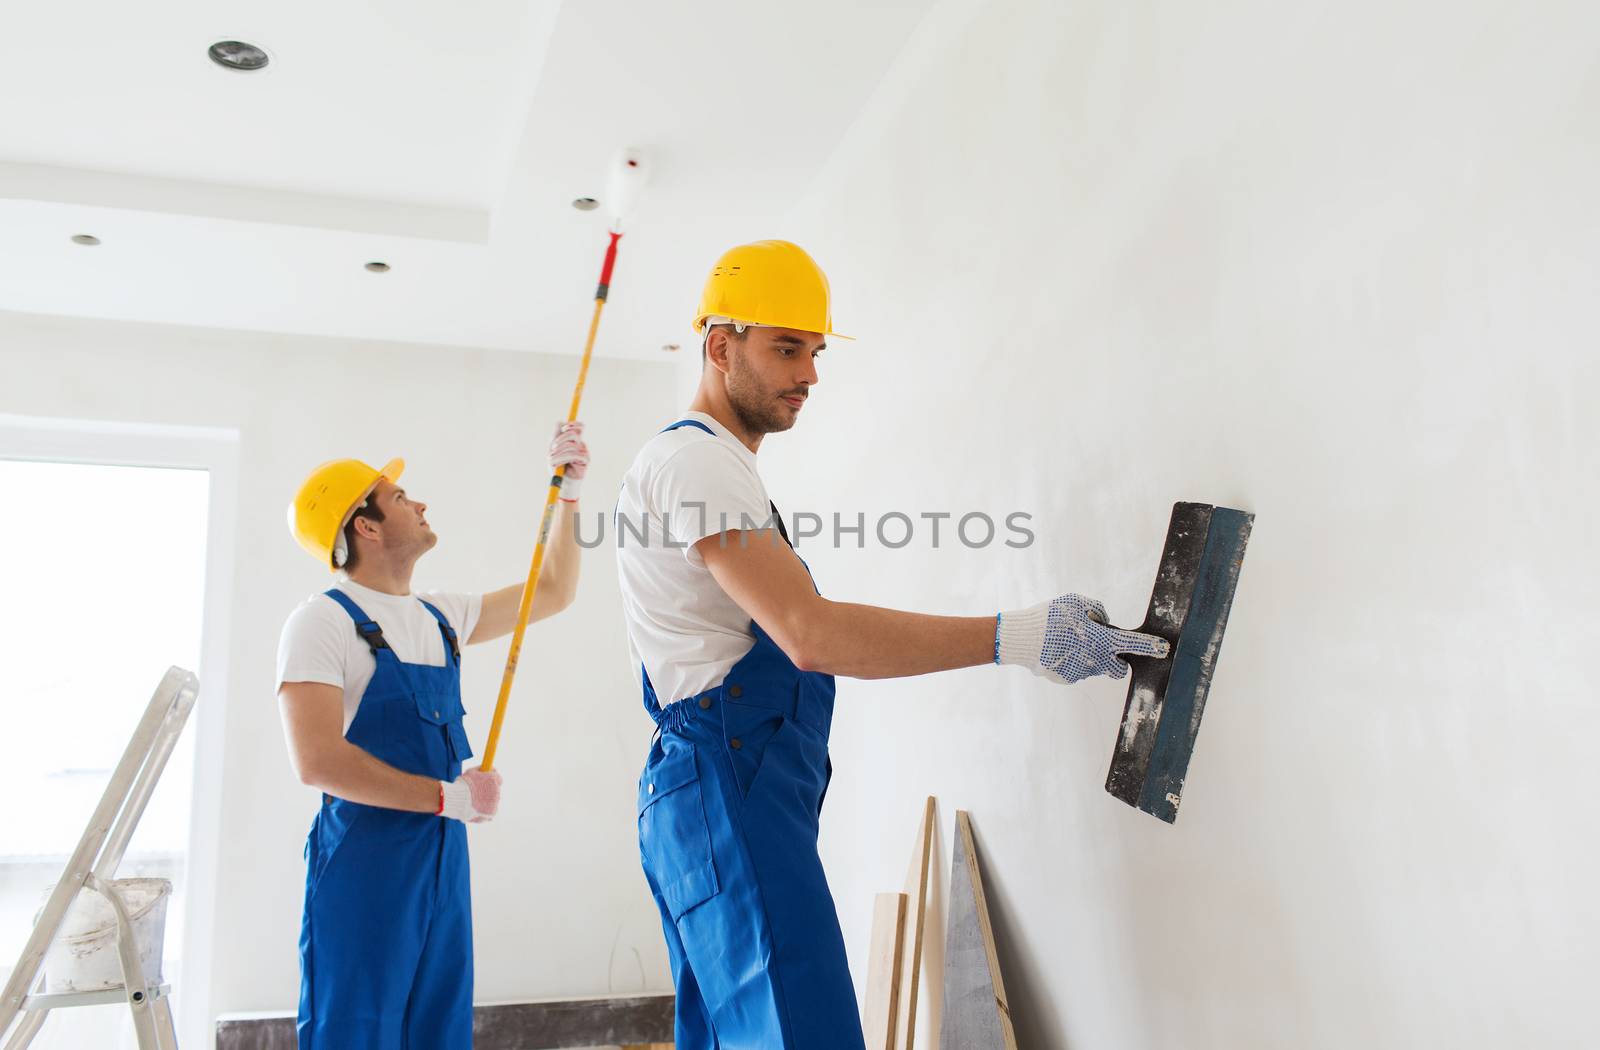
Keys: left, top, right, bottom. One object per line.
{"left": 209, "top": 40, "right": 270, "bottom": 72}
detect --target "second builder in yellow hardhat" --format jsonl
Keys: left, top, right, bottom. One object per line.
{"left": 617, "top": 241, "right": 1168, "bottom": 1049}
{"left": 278, "top": 423, "right": 591, "bottom": 1049}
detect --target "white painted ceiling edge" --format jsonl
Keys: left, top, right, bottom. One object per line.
{"left": 0, "top": 0, "right": 937, "bottom": 361}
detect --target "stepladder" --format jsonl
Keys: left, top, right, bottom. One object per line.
{"left": 1, "top": 667, "right": 200, "bottom": 1050}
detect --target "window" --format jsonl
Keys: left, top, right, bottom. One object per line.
{"left": 0, "top": 414, "right": 235, "bottom": 1050}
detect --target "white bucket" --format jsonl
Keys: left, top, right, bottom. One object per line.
{"left": 38, "top": 878, "right": 171, "bottom": 993}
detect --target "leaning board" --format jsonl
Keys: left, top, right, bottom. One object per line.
{"left": 939, "top": 811, "right": 1017, "bottom": 1049}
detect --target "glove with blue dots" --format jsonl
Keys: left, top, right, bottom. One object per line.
{"left": 995, "top": 594, "right": 1171, "bottom": 684}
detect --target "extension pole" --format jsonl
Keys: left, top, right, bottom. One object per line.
{"left": 480, "top": 230, "right": 622, "bottom": 770}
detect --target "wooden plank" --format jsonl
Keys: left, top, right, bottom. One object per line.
{"left": 894, "top": 795, "right": 936, "bottom": 1050}
{"left": 863, "top": 891, "right": 909, "bottom": 1049}
{"left": 215, "top": 993, "right": 676, "bottom": 1049}
{"left": 939, "top": 811, "right": 1017, "bottom": 1049}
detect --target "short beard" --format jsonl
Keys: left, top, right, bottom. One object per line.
{"left": 726, "top": 348, "right": 797, "bottom": 435}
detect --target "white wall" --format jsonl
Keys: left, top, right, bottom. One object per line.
{"left": 0, "top": 310, "right": 678, "bottom": 1041}
{"left": 723, "top": 1, "right": 1596, "bottom": 1047}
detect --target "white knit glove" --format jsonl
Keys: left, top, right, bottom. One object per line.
{"left": 439, "top": 766, "right": 502, "bottom": 823}
{"left": 550, "top": 421, "right": 590, "bottom": 502}
{"left": 996, "top": 594, "right": 1170, "bottom": 684}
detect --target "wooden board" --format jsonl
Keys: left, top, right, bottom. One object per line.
{"left": 863, "top": 891, "right": 909, "bottom": 1048}
{"left": 895, "top": 795, "right": 937, "bottom": 1050}
{"left": 939, "top": 810, "right": 1017, "bottom": 1049}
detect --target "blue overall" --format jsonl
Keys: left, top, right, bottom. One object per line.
{"left": 636, "top": 419, "right": 866, "bottom": 1050}
{"left": 297, "top": 589, "right": 475, "bottom": 1050}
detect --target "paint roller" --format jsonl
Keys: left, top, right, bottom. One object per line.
{"left": 480, "top": 148, "right": 650, "bottom": 771}
{"left": 1104, "top": 502, "right": 1254, "bottom": 823}
{"left": 607, "top": 148, "right": 647, "bottom": 232}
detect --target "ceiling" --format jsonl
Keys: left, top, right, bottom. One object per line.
{"left": 0, "top": 0, "right": 933, "bottom": 360}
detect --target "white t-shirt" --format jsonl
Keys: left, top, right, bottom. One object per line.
{"left": 615, "top": 411, "right": 778, "bottom": 705}
{"left": 276, "top": 578, "right": 483, "bottom": 733}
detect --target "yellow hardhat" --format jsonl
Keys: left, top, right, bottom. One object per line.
{"left": 692, "top": 240, "right": 851, "bottom": 339}
{"left": 287, "top": 457, "right": 404, "bottom": 571}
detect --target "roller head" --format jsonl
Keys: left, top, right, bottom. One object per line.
{"left": 607, "top": 148, "right": 649, "bottom": 232}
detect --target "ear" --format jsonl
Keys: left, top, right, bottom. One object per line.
{"left": 351, "top": 514, "right": 382, "bottom": 542}
{"left": 703, "top": 327, "right": 735, "bottom": 376}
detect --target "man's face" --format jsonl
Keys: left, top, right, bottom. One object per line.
{"left": 720, "top": 326, "right": 825, "bottom": 435}
{"left": 364, "top": 478, "right": 436, "bottom": 558}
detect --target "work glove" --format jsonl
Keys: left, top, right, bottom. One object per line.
{"left": 550, "top": 420, "right": 590, "bottom": 502}
{"left": 439, "top": 766, "right": 502, "bottom": 823}
{"left": 996, "top": 594, "right": 1171, "bottom": 685}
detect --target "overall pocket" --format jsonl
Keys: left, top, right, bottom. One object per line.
{"left": 720, "top": 698, "right": 786, "bottom": 800}
{"left": 445, "top": 721, "right": 473, "bottom": 767}
{"left": 306, "top": 802, "right": 365, "bottom": 896}
{"left": 743, "top": 718, "right": 830, "bottom": 835}
{"left": 404, "top": 690, "right": 470, "bottom": 776}
{"left": 638, "top": 746, "right": 720, "bottom": 920}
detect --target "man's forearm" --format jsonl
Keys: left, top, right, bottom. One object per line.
{"left": 304, "top": 739, "right": 443, "bottom": 813}
{"left": 790, "top": 600, "right": 997, "bottom": 679}
{"left": 472, "top": 502, "right": 581, "bottom": 642}
{"left": 537, "top": 499, "right": 580, "bottom": 602}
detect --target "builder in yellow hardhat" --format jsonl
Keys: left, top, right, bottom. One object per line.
{"left": 616, "top": 241, "right": 1166, "bottom": 1049}
{"left": 278, "top": 424, "right": 590, "bottom": 1050}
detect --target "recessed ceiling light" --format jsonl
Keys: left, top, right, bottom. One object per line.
{"left": 209, "top": 40, "right": 270, "bottom": 72}
{"left": 365, "top": 261, "right": 390, "bottom": 273}
{"left": 572, "top": 198, "right": 599, "bottom": 211}
{"left": 71, "top": 234, "right": 101, "bottom": 246}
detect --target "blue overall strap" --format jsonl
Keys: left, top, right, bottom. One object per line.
{"left": 323, "top": 589, "right": 390, "bottom": 655}
{"left": 769, "top": 500, "right": 790, "bottom": 546}
{"left": 416, "top": 599, "right": 462, "bottom": 667}
{"left": 660, "top": 419, "right": 714, "bottom": 436}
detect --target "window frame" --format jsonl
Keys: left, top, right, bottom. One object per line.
{"left": 0, "top": 412, "right": 239, "bottom": 1050}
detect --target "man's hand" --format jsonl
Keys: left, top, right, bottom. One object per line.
{"left": 551, "top": 421, "right": 590, "bottom": 502}
{"left": 439, "top": 766, "right": 502, "bottom": 823}
{"left": 996, "top": 594, "right": 1170, "bottom": 684}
